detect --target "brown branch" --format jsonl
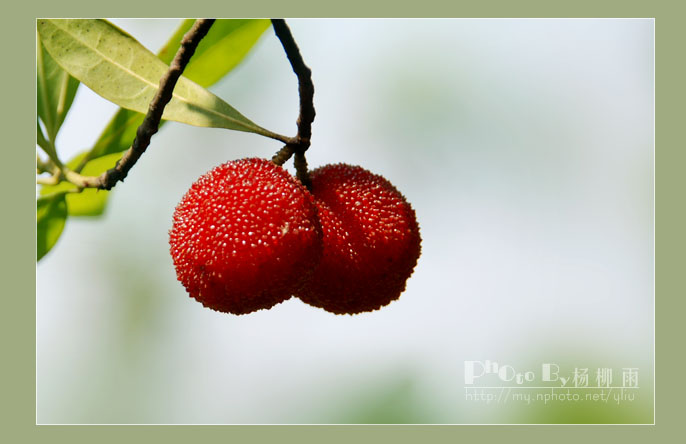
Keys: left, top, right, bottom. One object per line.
{"left": 271, "top": 19, "right": 316, "bottom": 147}
{"left": 271, "top": 144, "right": 295, "bottom": 166}
{"left": 293, "top": 151, "right": 311, "bottom": 189}
{"left": 95, "top": 19, "right": 216, "bottom": 190}
{"left": 270, "top": 19, "right": 316, "bottom": 185}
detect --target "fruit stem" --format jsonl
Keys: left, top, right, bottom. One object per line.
{"left": 294, "top": 151, "right": 311, "bottom": 189}
{"left": 271, "top": 144, "right": 295, "bottom": 166}
{"left": 269, "top": 19, "right": 316, "bottom": 189}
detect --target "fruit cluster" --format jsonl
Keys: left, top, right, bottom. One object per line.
{"left": 169, "top": 157, "right": 421, "bottom": 315}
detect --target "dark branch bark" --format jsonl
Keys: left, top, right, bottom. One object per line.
{"left": 96, "top": 19, "right": 216, "bottom": 190}
{"left": 271, "top": 144, "right": 295, "bottom": 166}
{"left": 293, "top": 151, "right": 311, "bottom": 189}
{"left": 270, "top": 19, "right": 316, "bottom": 184}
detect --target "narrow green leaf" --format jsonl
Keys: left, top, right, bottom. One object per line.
{"left": 38, "top": 19, "right": 272, "bottom": 220}
{"left": 37, "top": 33, "right": 79, "bottom": 142}
{"left": 82, "top": 19, "right": 271, "bottom": 164}
{"left": 37, "top": 193, "right": 68, "bottom": 261}
{"left": 37, "top": 19, "right": 271, "bottom": 135}
{"left": 39, "top": 152, "right": 122, "bottom": 217}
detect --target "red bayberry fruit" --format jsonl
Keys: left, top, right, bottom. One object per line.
{"left": 169, "top": 158, "right": 322, "bottom": 315}
{"left": 297, "top": 164, "right": 421, "bottom": 314}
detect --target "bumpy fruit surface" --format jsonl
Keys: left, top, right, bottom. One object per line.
{"left": 297, "top": 164, "right": 421, "bottom": 314}
{"left": 169, "top": 158, "right": 322, "bottom": 315}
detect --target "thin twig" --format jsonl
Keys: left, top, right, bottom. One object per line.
{"left": 36, "top": 175, "right": 59, "bottom": 186}
{"left": 88, "top": 19, "right": 214, "bottom": 190}
{"left": 270, "top": 19, "right": 316, "bottom": 184}
{"left": 38, "top": 19, "right": 315, "bottom": 191}
{"left": 271, "top": 19, "right": 316, "bottom": 147}
{"left": 38, "top": 19, "right": 215, "bottom": 190}
{"left": 38, "top": 21, "right": 216, "bottom": 190}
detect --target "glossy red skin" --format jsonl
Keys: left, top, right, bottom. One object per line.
{"left": 297, "top": 164, "right": 421, "bottom": 314}
{"left": 169, "top": 158, "right": 322, "bottom": 314}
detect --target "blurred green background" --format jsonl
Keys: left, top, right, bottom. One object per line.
{"left": 36, "top": 19, "right": 654, "bottom": 424}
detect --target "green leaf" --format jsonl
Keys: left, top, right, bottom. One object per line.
{"left": 37, "top": 19, "right": 271, "bottom": 136}
{"left": 66, "top": 187, "right": 109, "bottom": 217}
{"left": 38, "top": 19, "right": 272, "bottom": 221}
{"left": 37, "top": 193, "right": 68, "bottom": 261}
{"left": 158, "top": 19, "right": 270, "bottom": 87}
{"left": 78, "top": 110, "right": 140, "bottom": 170}
{"left": 37, "top": 32, "right": 80, "bottom": 143}
{"left": 82, "top": 19, "right": 271, "bottom": 164}
{"left": 39, "top": 153, "right": 122, "bottom": 217}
